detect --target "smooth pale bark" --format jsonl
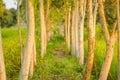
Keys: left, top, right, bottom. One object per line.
{"left": 65, "top": 15, "right": 68, "bottom": 43}
{"left": 99, "top": 35, "right": 115, "bottom": 80}
{"left": 67, "top": 7, "right": 71, "bottom": 49}
{"left": 29, "top": 38, "right": 36, "bottom": 76}
{"left": 45, "top": 0, "right": 51, "bottom": 42}
{"left": 45, "top": 0, "right": 50, "bottom": 22}
{"left": 17, "top": 0, "right": 23, "bottom": 62}
{"left": 71, "top": 10, "right": 76, "bottom": 55}
{"left": 98, "top": 0, "right": 110, "bottom": 43}
{"left": 98, "top": 0, "right": 117, "bottom": 80}
{"left": 78, "top": 0, "right": 86, "bottom": 64}
{"left": 93, "top": 0, "right": 98, "bottom": 47}
{"left": 82, "top": 0, "right": 94, "bottom": 79}
{"left": 117, "top": 0, "right": 120, "bottom": 79}
{"left": 33, "top": 39, "right": 36, "bottom": 65}
{"left": 93, "top": 0, "right": 98, "bottom": 33}
{"left": 39, "top": 0, "right": 47, "bottom": 57}
{"left": 75, "top": 0, "right": 79, "bottom": 58}
{"left": 29, "top": 45, "right": 34, "bottom": 77}
{"left": 19, "top": 0, "right": 35, "bottom": 79}
{"left": 0, "top": 28, "right": 6, "bottom": 80}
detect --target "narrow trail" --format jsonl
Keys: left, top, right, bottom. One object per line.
{"left": 29, "top": 39, "right": 82, "bottom": 80}
{"left": 53, "top": 47, "right": 70, "bottom": 58}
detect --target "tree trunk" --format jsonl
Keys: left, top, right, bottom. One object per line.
{"left": 93, "top": 0, "right": 98, "bottom": 47}
{"left": 19, "top": 0, "right": 35, "bottom": 79}
{"left": 29, "top": 48, "right": 34, "bottom": 77}
{"left": 98, "top": 0, "right": 110, "bottom": 43}
{"left": 98, "top": 0, "right": 117, "bottom": 80}
{"left": 78, "top": 0, "right": 86, "bottom": 65}
{"left": 29, "top": 38, "right": 36, "bottom": 76}
{"left": 17, "top": 0, "right": 23, "bottom": 63}
{"left": 99, "top": 35, "right": 115, "bottom": 80}
{"left": 82, "top": 0, "right": 94, "bottom": 79}
{"left": 33, "top": 39, "right": 36, "bottom": 65}
{"left": 45, "top": 0, "right": 50, "bottom": 22}
{"left": 65, "top": 14, "right": 68, "bottom": 44}
{"left": 117, "top": 0, "right": 120, "bottom": 79}
{"left": 75, "top": 0, "right": 79, "bottom": 58}
{"left": 45, "top": 0, "right": 51, "bottom": 42}
{"left": 0, "top": 28, "right": 6, "bottom": 80}
{"left": 39, "top": 0, "right": 47, "bottom": 57}
{"left": 71, "top": 10, "right": 76, "bottom": 55}
{"left": 67, "top": 7, "right": 71, "bottom": 49}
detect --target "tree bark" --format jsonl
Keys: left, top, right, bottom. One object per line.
{"left": 45, "top": 0, "right": 50, "bottom": 22}
{"left": 99, "top": 35, "right": 115, "bottom": 80}
{"left": 33, "top": 39, "right": 36, "bottom": 65}
{"left": 75, "top": 0, "right": 79, "bottom": 58}
{"left": 82, "top": 0, "right": 94, "bottom": 79}
{"left": 19, "top": 0, "right": 35, "bottom": 79}
{"left": 65, "top": 14, "right": 68, "bottom": 44}
{"left": 17, "top": 0, "right": 23, "bottom": 63}
{"left": 67, "top": 7, "right": 71, "bottom": 49}
{"left": 71, "top": 10, "right": 76, "bottom": 56}
{"left": 93, "top": 0, "right": 98, "bottom": 46}
{"left": 39, "top": 0, "right": 47, "bottom": 58}
{"left": 98, "top": 0, "right": 110, "bottom": 43}
{"left": 117, "top": 0, "right": 120, "bottom": 79}
{"left": 29, "top": 48, "right": 34, "bottom": 77}
{"left": 29, "top": 38, "right": 36, "bottom": 76}
{"left": 0, "top": 28, "right": 6, "bottom": 80}
{"left": 98, "top": 0, "right": 117, "bottom": 80}
{"left": 78, "top": 0, "right": 86, "bottom": 65}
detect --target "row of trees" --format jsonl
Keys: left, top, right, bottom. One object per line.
{"left": 0, "top": 0, "right": 120, "bottom": 80}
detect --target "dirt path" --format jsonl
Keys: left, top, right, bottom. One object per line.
{"left": 53, "top": 47, "right": 70, "bottom": 58}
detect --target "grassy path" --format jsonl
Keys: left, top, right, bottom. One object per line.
{"left": 29, "top": 36, "right": 82, "bottom": 80}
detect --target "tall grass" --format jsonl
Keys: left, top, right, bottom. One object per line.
{"left": 1, "top": 26, "right": 118, "bottom": 80}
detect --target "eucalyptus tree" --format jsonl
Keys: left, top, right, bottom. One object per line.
{"left": 71, "top": 5, "right": 76, "bottom": 55}
{"left": 45, "top": 0, "right": 50, "bottom": 22}
{"left": 0, "top": 1, "right": 6, "bottom": 79}
{"left": 17, "top": 0, "right": 23, "bottom": 62}
{"left": 0, "top": 29, "right": 6, "bottom": 80}
{"left": 67, "top": 6, "right": 71, "bottom": 49}
{"left": 98, "top": 0, "right": 118, "bottom": 80}
{"left": 39, "top": 0, "right": 47, "bottom": 58}
{"left": 75, "top": 0, "right": 79, "bottom": 57}
{"left": 117, "top": 0, "right": 120, "bottom": 79}
{"left": 78, "top": 0, "right": 86, "bottom": 64}
{"left": 82, "top": 0, "right": 98, "bottom": 79}
{"left": 19, "top": 0, "right": 35, "bottom": 79}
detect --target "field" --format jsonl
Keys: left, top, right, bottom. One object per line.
{"left": 1, "top": 26, "right": 118, "bottom": 80}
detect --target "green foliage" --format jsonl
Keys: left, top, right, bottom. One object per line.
{"left": 2, "top": 27, "right": 26, "bottom": 79}
{"left": 0, "top": 7, "right": 17, "bottom": 27}
{"left": 104, "top": 0, "right": 117, "bottom": 25}
{"left": 0, "top": 0, "right": 3, "bottom": 18}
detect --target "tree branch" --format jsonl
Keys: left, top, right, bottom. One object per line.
{"left": 111, "top": 21, "right": 117, "bottom": 36}
{"left": 98, "top": 0, "right": 110, "bottom": 42}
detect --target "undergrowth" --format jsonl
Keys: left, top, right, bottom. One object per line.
{"left": 1, "top": 26, "right": 118, "bottom": 80}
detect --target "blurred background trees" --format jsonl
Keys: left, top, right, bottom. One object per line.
{"left": 0, "top": 3, "right": 17, "bottom": 27}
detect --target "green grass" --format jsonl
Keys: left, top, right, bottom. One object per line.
{"left": 1, "top": 26, "right": 118, "bottom": 80}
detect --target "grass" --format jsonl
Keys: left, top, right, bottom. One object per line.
{"left": 1, "top": 26, "right": 118, "bottom": 80}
